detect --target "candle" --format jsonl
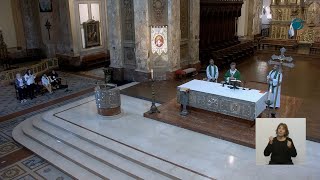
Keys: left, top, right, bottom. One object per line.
{"left": 267, "top": 87, "right": 272, "bottom": 101}
{"left": 151, "top": 69, "right": 154, "bottom": 80}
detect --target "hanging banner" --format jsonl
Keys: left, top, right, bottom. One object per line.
{"left": 151, "top": 26, "right": 168, "bottom": 55}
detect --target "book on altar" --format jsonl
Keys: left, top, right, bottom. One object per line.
{"left": 230, "top": 79, "right": 241, "bottom": 83}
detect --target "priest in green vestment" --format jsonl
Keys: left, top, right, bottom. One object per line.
{"left": 224, "top": 62, "right": 241, "bottom": 83}
{"left": 206, "top": 59, "right": 219, "bottom": 82}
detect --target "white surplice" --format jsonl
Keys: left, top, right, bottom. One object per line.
{"left": 267, "top": 70, "right": 282, "bottom": 108}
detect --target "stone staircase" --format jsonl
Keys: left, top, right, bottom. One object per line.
{"left": 13, "top": 113, "right": 212, "bottom": 180}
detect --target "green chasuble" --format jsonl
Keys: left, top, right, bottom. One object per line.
{"left": 224, "top": 69, "right": 241, "bottom": 81}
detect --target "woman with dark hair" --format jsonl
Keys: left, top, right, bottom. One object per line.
{"left": 24, "top": 69, "right": 37, "bottom": 99}
{"left": 49, "top": 70, "right": 61, "bottom": 88}
{"left": 264, "top": 123, "right": 297, "bottom": 165}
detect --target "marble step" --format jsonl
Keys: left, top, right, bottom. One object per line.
{"left": 22, "top": 118, "right": 136, "bottom": 180}
{"left": 33, "top": 117, "right": 174, "bottom": 180}
{"left": 42, "top": 115, "right": 210, "bottom": 180}
{"left": 12, "top": 116, "right": 103, "bottom": 180}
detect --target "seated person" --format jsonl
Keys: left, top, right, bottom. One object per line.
{"left": 49, "top": 70, "right": 61, "bottom": 88}
{"left": 205, "top": 59, "right": 219, "bottom": 82}
{"left": 224, "top": 62, "right": 241, "bottom": 84}
{"left": 15, "top": 73, "right": 27, "bottom": 103}
{"left": 41, "top": 74, "right": 53, "bottom": 94}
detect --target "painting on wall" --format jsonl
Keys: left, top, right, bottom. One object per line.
{"left": 151, "top": 26, "right": 168, "bottom": 55}
{"left": 39, "top": 0, "right": 52, "bottom": 12}
{"left": 83, "top": 20, "right": 101, "bottom": 48}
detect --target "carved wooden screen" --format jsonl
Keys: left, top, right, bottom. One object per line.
{"left": 121, "top": 0, "right": 136, "bottom": 69}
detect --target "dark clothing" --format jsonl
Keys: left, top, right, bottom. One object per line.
{"left": 26, "top": 84, "right": 36, "bottom": 99}
{"left": 15, "top": 78, "right": 27, "bottom": 101}
{"left": 264, "top": 137, "right": 297, "bottom": 165}
{"left": 15, "top": 78, "right": 26, "bottom": 88}
{"left": 50, "top": 72, "right": 61, "bottom": 87}
{"left": 17, "top": 87, "right": 26, "bottom": 100}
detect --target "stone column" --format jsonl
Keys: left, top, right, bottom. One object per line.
{"left": 167, "top": 0, "right": 181, "bottom": 72}
{"left": 11, "top": 0, "right": 26, "bottom": 49}
{"left": 246, "top": 0, "right": 254, "bottom": 39}
{"left": 107, "top": 0, "right": 124, "bottom": 81}
{"left": 238, "top": 0, "right": 249, "bottom": 38}
{"left": 19, "top": 0, "right": 43, "bottom": 50}
{"left": 189, "top": 0, "right": 200, "bottom": 69}
{"left": 133, "top": 0, "right": 151, "bottom": 81}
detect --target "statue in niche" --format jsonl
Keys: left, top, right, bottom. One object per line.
{"left": 291, "top": 6, "right": 299, "bottom": 16}
{"left": 272, "top": 27, "right": 276, "bottom": 38}
{"left": 83, "top": 19, "right": 100, "bottom": 48}
{"left": 309, "top": 9, "right": 315, "bottom": 25}
{"left": 271, "top": 8, "right": 276, "bottom": 20}
{"left": 276, "top": 9, "right": 283, "bottom": 20}
{"left": 277, "top": 28, "right": 281, "bottom": 38}
{"left": 252, "top": 0, "right": 262, "bottom": 35}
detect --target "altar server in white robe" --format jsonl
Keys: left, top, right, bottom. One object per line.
{"left": 206, "top": 59, "right": 219, "bottom": 82}
{"left": 267, "top": 64, "right": 282, "bottom": 108}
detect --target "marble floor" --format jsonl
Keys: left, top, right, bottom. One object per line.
{"left": 121, "top": 52, "right": 320, "bottom": 142}
{"left": 2, "top": 50, "right": 320, "bottom": 179}
{"left": 12, "top": 92, "right": 320, "bottom": 180}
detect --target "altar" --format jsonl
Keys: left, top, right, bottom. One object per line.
{"left": 177, "top": 80, "right": 267, "bottom": 121}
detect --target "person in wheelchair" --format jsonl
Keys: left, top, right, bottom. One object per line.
{"left": 49, "top": 70, "right": 61, "bottom": 89}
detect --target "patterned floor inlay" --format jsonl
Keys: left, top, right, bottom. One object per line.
{"left": 0, "top": 164, "right": 26, "bottom": 180}
{"left": 0, "top": 155, "right": 74, "bottom": 180}
{"left": 0, "top": 71, "right": 101, "bottom": 117}
{"left": 0, "top": 67, "right": 124, "bottom": 179}
{"left": 0, "top": 91, "right": 94, "bottom": 158}
{"left": 0, "top": 142, "right": 21, "bottom": 157}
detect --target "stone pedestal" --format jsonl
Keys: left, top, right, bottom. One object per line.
{"left": 94, "top": 84, "right": 121, "bottom": 116}
{"left": 111, "top": 67, "right": 124, "bottom": 82}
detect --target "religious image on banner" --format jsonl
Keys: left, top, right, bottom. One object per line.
{"left": 151, "top": 26, "right": 168, "bottom": 55}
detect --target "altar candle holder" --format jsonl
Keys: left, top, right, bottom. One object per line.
{"left": 265, "top": 87, "right": 273, "bottom": 118}
{"left": 148, "top": 70, "right": 160, "bottom": 114}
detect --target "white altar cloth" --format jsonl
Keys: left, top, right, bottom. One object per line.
{"left": 178, "top": 80, "right": 268, "bottom": 120}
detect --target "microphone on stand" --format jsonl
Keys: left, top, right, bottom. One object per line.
{"left": 221, "top": 81, "right": 226, "bottom": 87}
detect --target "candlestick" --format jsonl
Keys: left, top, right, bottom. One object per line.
{"left": 268, "top": 87, "right": 272, "bottom": 101}
{"left": 148, "top": 78, "right": 160, "bottom": 114}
